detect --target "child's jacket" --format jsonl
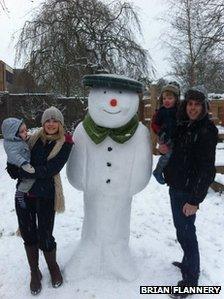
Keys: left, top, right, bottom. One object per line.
{"left": 1, "top": 118, "right": 30, "bottom": 167}
{"left": 151, "top": 106, "right": 177, "bottom": 143}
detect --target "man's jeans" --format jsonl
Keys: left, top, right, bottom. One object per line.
{"left": 169, "top": 187, "right": 200, "bottom": 285}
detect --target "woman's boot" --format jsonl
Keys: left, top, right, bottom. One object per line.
{"left": 24, "top": 245, "right": 42, "bottom": 295}
{"left": 43, "top": 248, "right": 63, "bottom": 288}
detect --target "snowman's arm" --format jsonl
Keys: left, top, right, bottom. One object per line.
{"left": 130, "top": 124, "right": 152, "bottom": 195}
{"left": 66, "top": 123, "right": 86, "bottom": 191}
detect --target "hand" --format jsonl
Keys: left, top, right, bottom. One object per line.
{"left": 158, "top": 143, "right": 169, "bottom": 154}
{"left": 182, "top": 203, "right": 198, "bottom": 217}
{"left": 21, "top": 163, "right": 35, "bottom": 174}
{"left": 64, "top": 132, "right": 74, "bottom": 144}
{"left": 6, "top": 162, "right": 20, "bottom": 179}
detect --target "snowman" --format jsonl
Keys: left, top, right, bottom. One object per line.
{"left": 66, "top": 74, "right": 152, "bottom": 281}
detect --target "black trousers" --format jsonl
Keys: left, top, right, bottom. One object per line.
{"left": 15, "top": 190, "right": 56, "bottom": 252}
{"left": 169, "top": 187, "right": 200, "bottom": 285}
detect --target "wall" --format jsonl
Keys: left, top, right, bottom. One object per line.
{"left": 0, "top": 93, "right": 87, "bottom": 134}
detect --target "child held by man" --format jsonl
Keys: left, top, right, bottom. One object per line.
{"left": 151, "top": 82, "right": 180, "bottom": 184}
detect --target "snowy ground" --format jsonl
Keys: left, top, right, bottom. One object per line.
{"left": 0, "top": 139, "right": 224, "bottom": 299}
{"left": 217, "top": 126, "right": 224, "bottom": 135}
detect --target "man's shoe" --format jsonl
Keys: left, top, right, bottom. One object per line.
{"left": 172, "top": 261, "right": 182, "bottom": 270}
{"left": 169, "top": 280, "right": 195, "bottom": 298}
{"left": 169, "top": 293, "right": 189, "bottom": 298}
{"left": 178, "top": 280, "right": 197, "bottom": 287}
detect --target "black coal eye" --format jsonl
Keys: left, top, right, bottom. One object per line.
{"left": 104, "top": 91, "right": 107, "bottom": 94}
{"left": 119, "top": 91, "right": 122, "bottom": 94}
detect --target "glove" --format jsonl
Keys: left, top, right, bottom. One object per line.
{"left": 21, "top": 163, "right": 35, "bottom": 174}
{"left": 158, "top": 131, "right": 165, "bottom": 142}
{"left": 158, "top": 131, "right": 169, "bottom": 144}
{"left": 6, "top": 162, "right": 20, "bottom": 179}
{"left": 64, "top": 132, "right": 74, "bottom": 144}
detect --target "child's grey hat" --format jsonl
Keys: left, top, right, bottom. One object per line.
{"left": 161, "top": 82, "right": 180, "bottom": 97}
{"left": 41, "top": 106, "right": 64, "bottom": 126}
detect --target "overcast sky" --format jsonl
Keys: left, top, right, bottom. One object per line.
{"left": 0, "top": 0, "right": 170, "bottom": 79}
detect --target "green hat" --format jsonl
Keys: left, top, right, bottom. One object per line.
{"left": 82, "top": 74, "right": 143, "bottom": 93}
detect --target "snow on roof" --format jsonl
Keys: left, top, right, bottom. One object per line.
{"left": 208, "top": 93, "right": 224, "bottom": 100}
{"left": 58, "top": 96, "right": 87, "bottom": 100}
{"left": 9, "top": 93, "right": 56, "bottom": 96}
{"left": 0, "top": 92, "right": 87, "bottom": 100}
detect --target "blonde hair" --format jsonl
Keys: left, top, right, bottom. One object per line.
{"left": 41, "top": 122, "right": 65, "bottom": 144}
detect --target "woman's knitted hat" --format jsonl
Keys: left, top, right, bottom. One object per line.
{"left": 41, "top": 106, "right": 64, "bottom": 126}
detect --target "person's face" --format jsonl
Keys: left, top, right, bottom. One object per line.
{"left": 162, "top": 93, "right": 176, "bottom": 108}
{"left": 186, "top": 100, "right": 203, "bottom": 121}
{"left": 44, "top": 119, "right": 60, "bottom": 134}
{"left": 18, "top": 123, "right": 28, "bottom": 140}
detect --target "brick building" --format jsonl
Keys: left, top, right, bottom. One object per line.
{"left": 0, "top": 60, "right": 14, "bottom": 91}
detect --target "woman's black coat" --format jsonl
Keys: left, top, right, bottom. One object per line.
{"left": 7, "top": 138, "right": 73, "bottom": 199}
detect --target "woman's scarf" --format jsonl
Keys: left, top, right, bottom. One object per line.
{"left": 28, "top": 126, "right": 65, "bottom": 213}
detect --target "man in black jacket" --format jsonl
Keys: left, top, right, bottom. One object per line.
{"left": 160, "top": 87, "right": 218, "bottom": 297}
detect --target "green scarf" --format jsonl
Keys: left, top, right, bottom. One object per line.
{"left": 83, "top": 113, "right": 139, "bottom": 144}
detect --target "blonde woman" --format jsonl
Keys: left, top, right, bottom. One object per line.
{"left": 7, "top": 106, "right": 73, "bottom": 295}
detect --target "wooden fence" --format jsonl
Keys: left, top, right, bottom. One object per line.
{"left": 0, "top": 93, "right": 87, "bottom": 134}
{"left": 1, "top": 90, "right": 224, "bottom": 193}
{"left": 0, "top": 92, "right": 152, "bottom": 135}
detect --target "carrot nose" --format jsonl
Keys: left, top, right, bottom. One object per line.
{"left": 110, "top": 99, "right": 117, "bottom": 107}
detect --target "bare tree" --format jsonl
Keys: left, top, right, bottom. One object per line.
{"left": 197, "top": 1, "right": 224, "bottom": 44}
{"left": 165, "top": 0, "right": 224, "bottom": 92}
{"left": 16, "top": 0, "right": 152, "bottom": 96}
{"left": 0, "top": 0, "right": 9, "bottom": 14}
{"left": 13, "top": 95, "right": 66, "bottom": 130}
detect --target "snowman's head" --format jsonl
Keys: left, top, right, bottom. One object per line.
{"left": 88, "top": 87, "right": 139, "bottom": 128}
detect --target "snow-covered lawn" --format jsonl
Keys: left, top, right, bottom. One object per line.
{"left": 217, "top": 125, "right": 224, "bottom": 135}
{"left": 215, "top": 142, "right": 224, "bottom": 168}
{"left": 0, "top": 139, "right": 224, "bottom": 299}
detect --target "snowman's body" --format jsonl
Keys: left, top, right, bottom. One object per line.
{"left": 67, "top": 80, "right": 152, "bottom": 280}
